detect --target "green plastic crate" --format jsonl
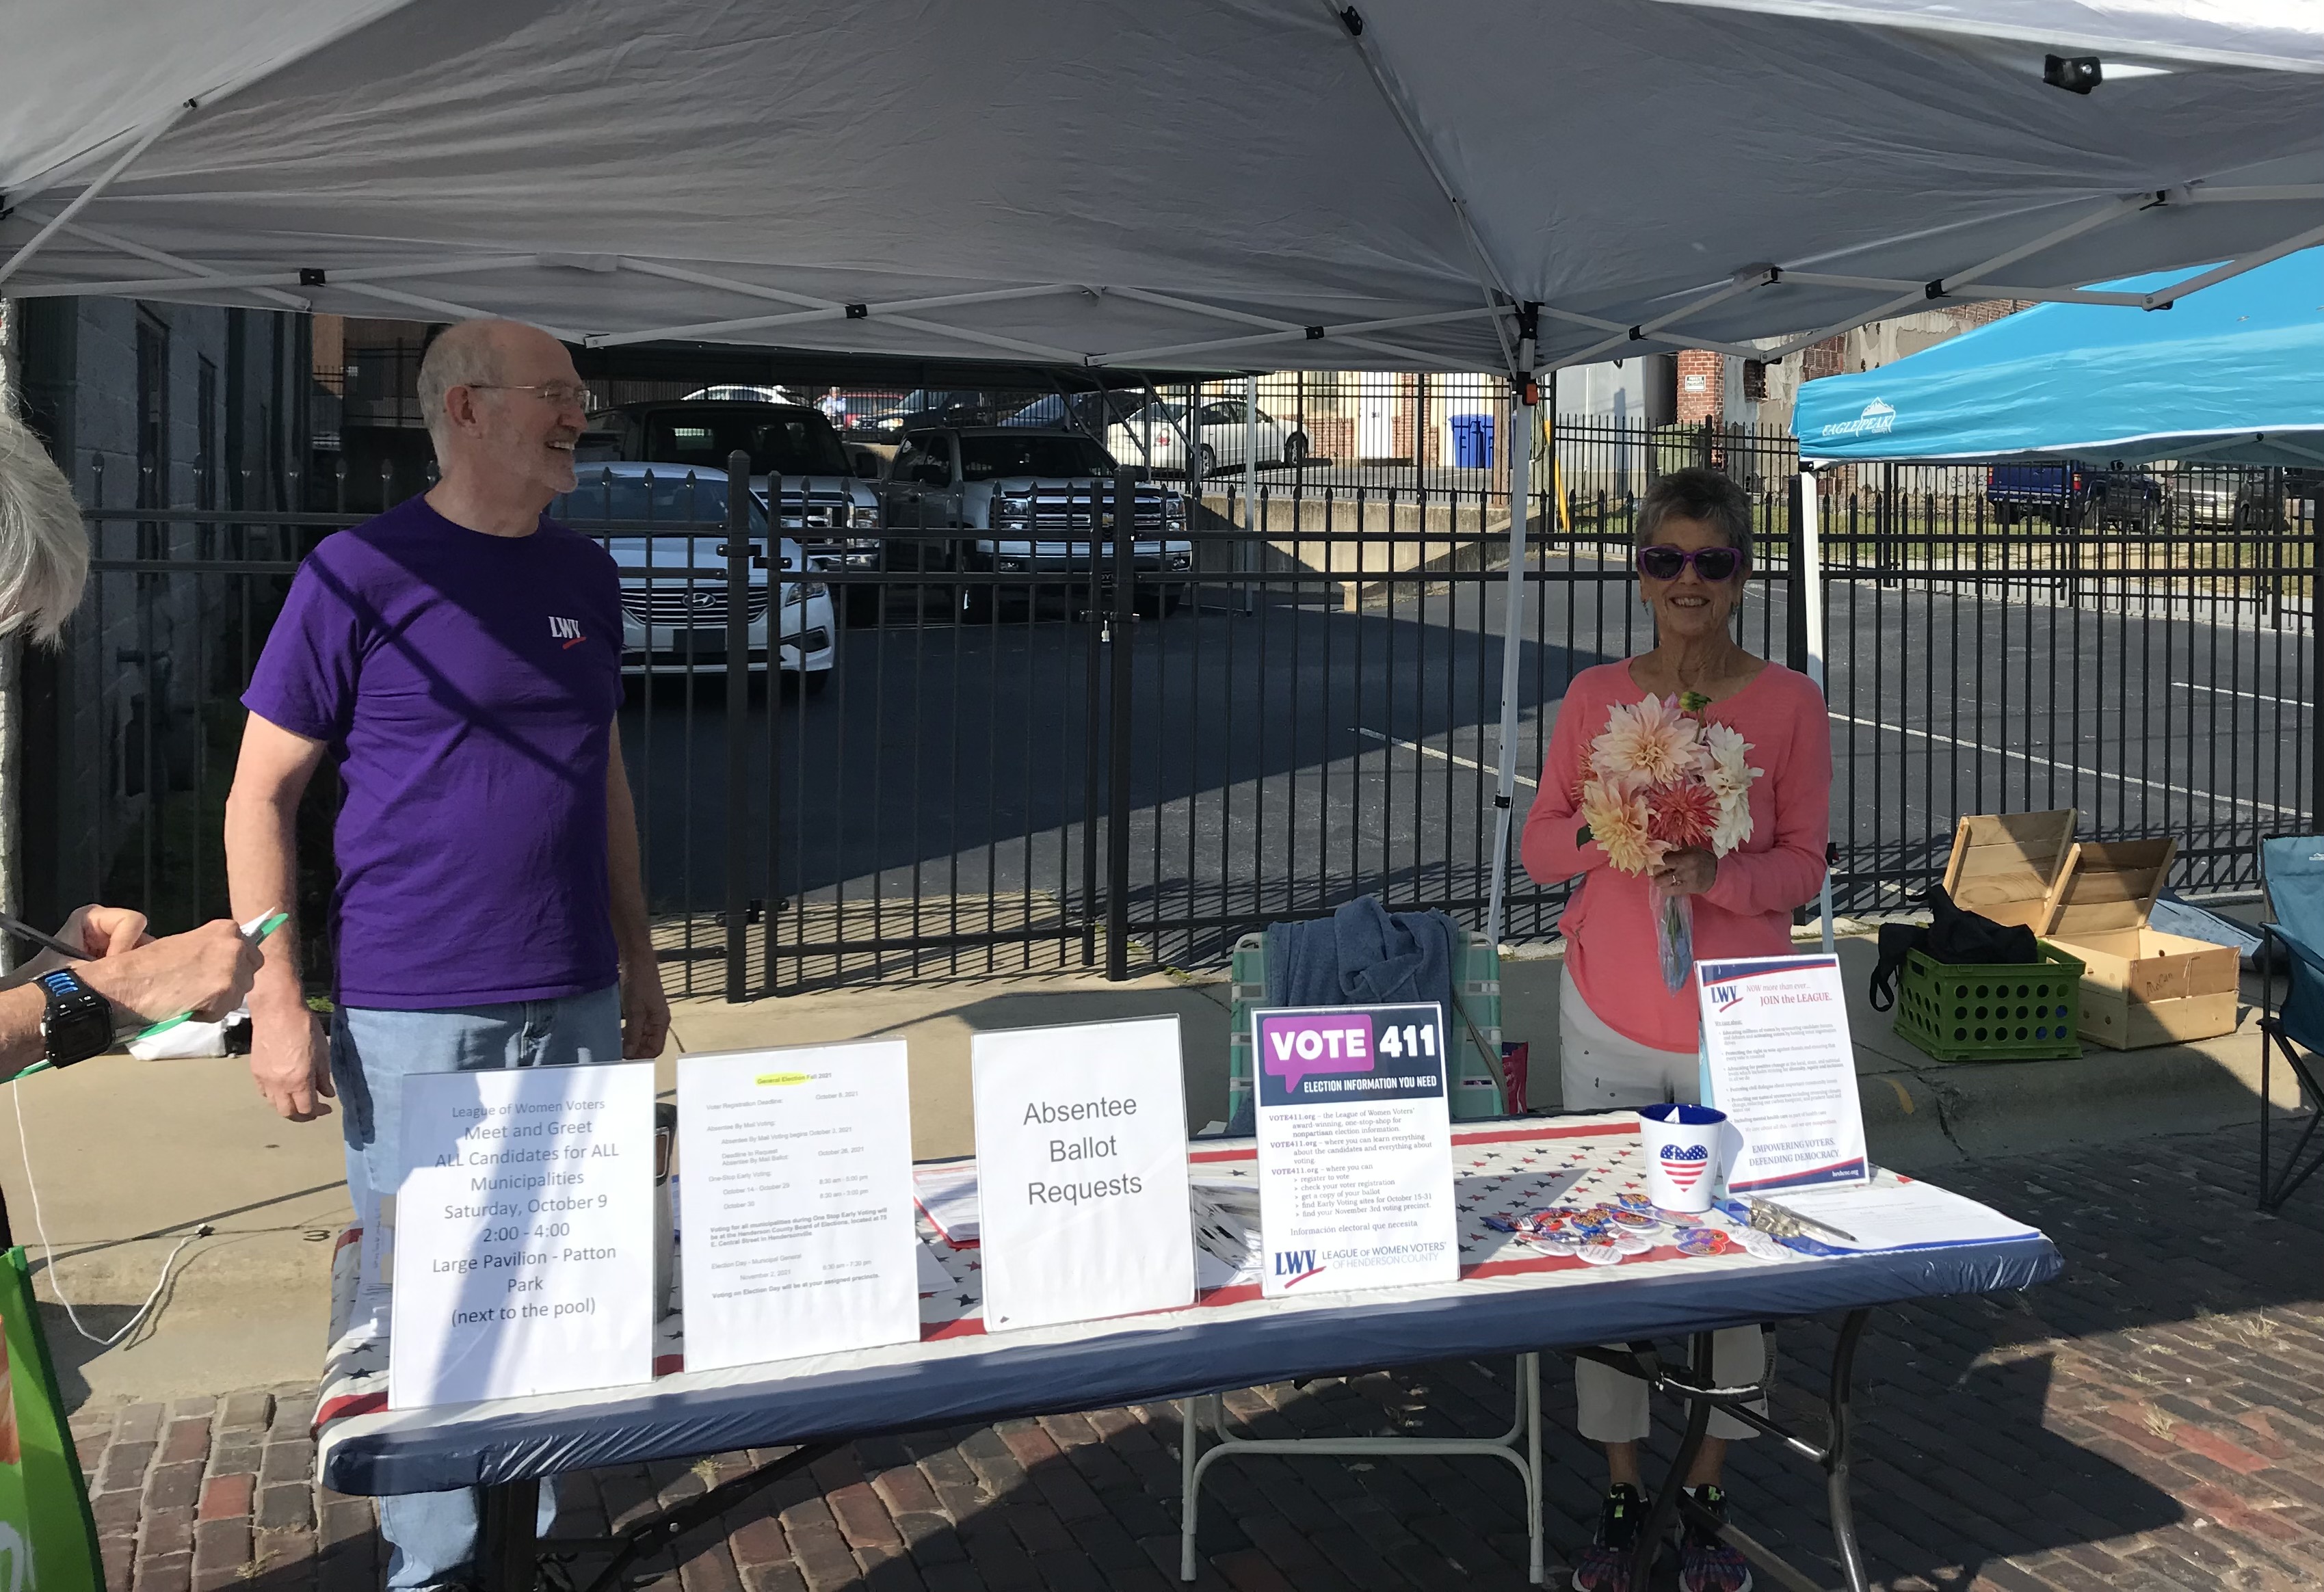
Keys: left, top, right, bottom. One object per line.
{"left": 1891, "top": 944, "right": 2085, "bottom": 1061}
{"left": 1227, "top": 929, "right": 1507, "bottom": 1121}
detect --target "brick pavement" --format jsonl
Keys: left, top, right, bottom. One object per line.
{"left": 71, "top": 1124, "right": 2324, "bottom": 1592}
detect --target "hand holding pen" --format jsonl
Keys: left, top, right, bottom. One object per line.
{"left": 5, "top": 907, "right": 269, "bottom": 1036}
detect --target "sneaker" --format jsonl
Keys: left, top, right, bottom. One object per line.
{"left": 1570, "top": 1483, "right": 1650, "bottom": 1592}
{"left": 1679, "top": 1483, "right": 1754, "bottom": 1592}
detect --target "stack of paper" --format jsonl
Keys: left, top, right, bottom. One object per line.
{"left": 912, "top": 1163, "right": 981, "bottom": 1245}
{"left": 1771, "top": 1180, "right": 2040, "bottom": 1252}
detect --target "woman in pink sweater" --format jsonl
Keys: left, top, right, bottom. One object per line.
{"left": 1521, "top": 467, "right": 1831, "bottom": 1592}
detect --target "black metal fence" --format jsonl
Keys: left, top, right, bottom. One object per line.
{"left": 49, "top": 423, "right": 2319, "bottom": 999}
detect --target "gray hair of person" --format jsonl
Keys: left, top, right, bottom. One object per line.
{"left": 0, "top": 402, "right": 92, "bottom": 644}
{"left": 1634, "top": 466, "right": 1754, "bottom": 570}
{"left": 415, "top": 319, "right": 518, "bottom": 447}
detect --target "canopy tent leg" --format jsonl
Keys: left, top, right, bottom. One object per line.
{"left": 1484, "top": 347, "right": 1538, "bottom": 951}
{"left": 1800, "top": 465, "right": 1836, "bottom": 953}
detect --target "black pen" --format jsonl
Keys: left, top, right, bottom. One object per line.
{"left": 1, "top": 913, "right": 90, "bottom": 964}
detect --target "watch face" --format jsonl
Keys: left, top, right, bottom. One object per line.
{"left": 39, "top": 967, "right": 111, "bottom": 1067}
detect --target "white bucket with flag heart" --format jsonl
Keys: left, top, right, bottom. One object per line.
{"left": 1637, "top": 1102, "right": 1727, "bottom": 1213}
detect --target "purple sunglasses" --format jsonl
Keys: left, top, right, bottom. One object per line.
{"left": 1636, "top": 544, "right": 1744, "bottom": 582}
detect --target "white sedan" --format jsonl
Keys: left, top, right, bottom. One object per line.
{"left": 1105, "top": 399, "right": 1310, "bottom": 477}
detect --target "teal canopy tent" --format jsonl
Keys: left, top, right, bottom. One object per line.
{"left": 1793, "top": 249, "right": 2324, "bottom": 467}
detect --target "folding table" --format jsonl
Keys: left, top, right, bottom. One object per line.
{"left": 315, "top": 1119, "right": 2059, "bottom": 1592}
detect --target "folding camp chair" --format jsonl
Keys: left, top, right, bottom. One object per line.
{"left": 1224, "top": 928, "right": 1508, "bottom": 1129}
{"left": 2256, "top": 836, "right": 2324, "bottom": 1212}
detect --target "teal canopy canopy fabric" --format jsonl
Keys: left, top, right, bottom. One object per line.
{"left": 1793, "top": 250, "right": 2324, "bottom": 467}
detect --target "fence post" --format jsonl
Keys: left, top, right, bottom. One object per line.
{"left": 764, "top": 469, "right": 784, "bottom": 995}
{"left": 1106, "top": 469, "right": 1137, "bottom": 979}
{"left": 724, "top": 450, "right": 753, "bottom": 1002}
{"left": 1081, "top": 478, "right": 1102, "bottom": 966}
{"left": 1786, "top": 470, "right": 1809, "bottom": 674}
{"left": 2314, "top": 507, "right": 2323, "bottom": 833}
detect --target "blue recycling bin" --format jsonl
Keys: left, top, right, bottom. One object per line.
{"left": 1451, "top": 412, "right": 1495, "bottom": 468}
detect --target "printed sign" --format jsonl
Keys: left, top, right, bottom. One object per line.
{"left": 1697, "top": 955, "right": 1869, "bottom": 1193}
{"left": 0, "top": 1245, "right": 103, "bottom": 1591}
{"left": 970, "top": 1016, "right": 1195, "bottom": 1331}
{"left": 677, "top": 1042, "right": 920, "bottom": 1372}
{"left": 1252, "top": 1003, "right": 1458, "bottom": 1298}
{"left": 389, "top": 1063, "right": 657, "bottom": 1408}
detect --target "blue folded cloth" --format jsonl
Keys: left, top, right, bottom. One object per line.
{"left": 1265, "top": 896, "right": 1460, "bottom": 1016}
{"left": 2148, "top": 891, "right": 2263, "bottom": 966}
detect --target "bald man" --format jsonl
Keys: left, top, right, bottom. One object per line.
{"left": 224, "top": 319, "right": 668, "bottom": 1589}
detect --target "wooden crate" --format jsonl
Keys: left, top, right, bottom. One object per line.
{"left": 1940, "top": 810, "right": 2076, "bottom": 927}
{"left": 2037, "top": 838, "right": 2241, "bottom": 1049}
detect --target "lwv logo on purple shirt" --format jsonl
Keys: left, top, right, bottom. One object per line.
{"left": 548, "top": 614, "right": 587, "bottom": 648}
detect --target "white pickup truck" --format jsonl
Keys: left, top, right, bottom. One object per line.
{"left": 877, "top": 427, "right": 1193, "bottom": 620}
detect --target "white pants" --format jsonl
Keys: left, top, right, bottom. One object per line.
{"left": 1561, "top": 968, "right": 1765, "bottom": 1444}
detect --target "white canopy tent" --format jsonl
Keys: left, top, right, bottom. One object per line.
{"left": 8, "top": 0, "right": 2324, "bottom": 947}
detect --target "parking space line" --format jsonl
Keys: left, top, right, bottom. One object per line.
{"left": 2174, "top": 678, "right": 2308, "bottom": 710}
{"left": 1828, "top": 711, "right": 2300, "bottom": 817}
{"left": 1355, "top": 728, "right": 1538, "bottom": 788}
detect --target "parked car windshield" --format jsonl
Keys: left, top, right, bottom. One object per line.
{"left": 959, "top": 435, "right": 1117, "bottom": 479}
{"left": 557, "top": 472, "right": 773, "bottom": 534}
{"left": 639, "top": 408, "right": 852, "bottom": 477}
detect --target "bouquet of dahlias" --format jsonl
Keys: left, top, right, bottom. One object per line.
{"left": 1577, "top": 692, "right": 1762, "bottom": 992}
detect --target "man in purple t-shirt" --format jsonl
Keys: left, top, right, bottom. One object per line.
{"left": 224, "top": 319, "right": 668, "bottom": 1589}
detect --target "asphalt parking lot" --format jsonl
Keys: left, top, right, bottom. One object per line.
{"left": 620, "top": 556, "right": 2302, "bottom": 966}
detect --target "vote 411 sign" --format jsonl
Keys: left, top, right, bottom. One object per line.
{"left": 1251, "top": 1003, "right": 1458, "bottom": 1299}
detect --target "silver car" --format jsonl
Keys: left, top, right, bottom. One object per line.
{"left": 555, "top": 463, "right": 839, "bottom": 687}
{"left": 581, "top": 399, "right": 884, "bottom": 622}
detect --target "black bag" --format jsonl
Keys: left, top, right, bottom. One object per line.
{"left": 1867, "top": 884, "right": 2041, "bottom": 1011}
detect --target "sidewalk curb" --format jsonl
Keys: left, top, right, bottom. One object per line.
{"left": 1858, "top": 1047, "right": 2268, "bottom": 1171}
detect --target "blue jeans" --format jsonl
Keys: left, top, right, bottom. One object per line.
{"left": 332, "top": 985, "right": 621, "bottom": 1592}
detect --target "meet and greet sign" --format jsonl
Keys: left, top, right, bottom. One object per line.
{"left": 1251, "top": 1003, "right": 1458, "bottom": 1299}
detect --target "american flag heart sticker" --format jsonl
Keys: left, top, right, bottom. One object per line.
{"left": 1659, "top": 1142, "right": 1711, "bottom": 1189}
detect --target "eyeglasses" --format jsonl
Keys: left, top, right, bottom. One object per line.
{"left": 1636, "top": 544, "right": 1743, "bottom": 582}
{"left": 466, "top": 381, "right": 591, "bottom": 409}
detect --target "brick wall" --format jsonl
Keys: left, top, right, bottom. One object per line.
{"left": 1675, "top": 349, "right": 1723, "bottom": 425}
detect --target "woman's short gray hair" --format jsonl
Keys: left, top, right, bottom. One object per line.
{"left": 1635, "top": 466, "right": 1754, "bottom": 568}
{"left": 0, "top": 402, "right": 91, "bottom": 644}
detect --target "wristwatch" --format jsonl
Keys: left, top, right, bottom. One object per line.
{"left": 36, "top": 966, "right": 114, "bottom": 1069}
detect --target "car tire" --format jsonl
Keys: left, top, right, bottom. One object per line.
{"left": 958, "top": 583, "right": 994, "bottom": 624}
{"left": 845, "top": 586, "right": 881, "bottom": 627}
{"left": 1283, "top": 433, "right": 1310, "bottom": 467}
{"left": 1134, "top": 586, "right": 1185, "bottom": 619}
{"left": 806, "top": 667, "right": 832, "bottom": 694}
{"left": 1196, "top": 443, "right": 1215, "bottom": 478}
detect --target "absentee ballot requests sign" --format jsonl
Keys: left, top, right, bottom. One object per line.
{"left": 1252, "top": 1003, "right": 1458, "bottom": 1298}
{"left": 390, "top": 1062, "right": 657, "bottom": 1408}
{"left": 970, "top": 1016, "right": 1194, "bottom": 1331}
{"left": 1696, "top": 954, "right": 1869, "bottom": 1193}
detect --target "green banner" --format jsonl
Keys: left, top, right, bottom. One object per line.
{"left": 0, "top": 1245, "right": 101, "bottom": 1592}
